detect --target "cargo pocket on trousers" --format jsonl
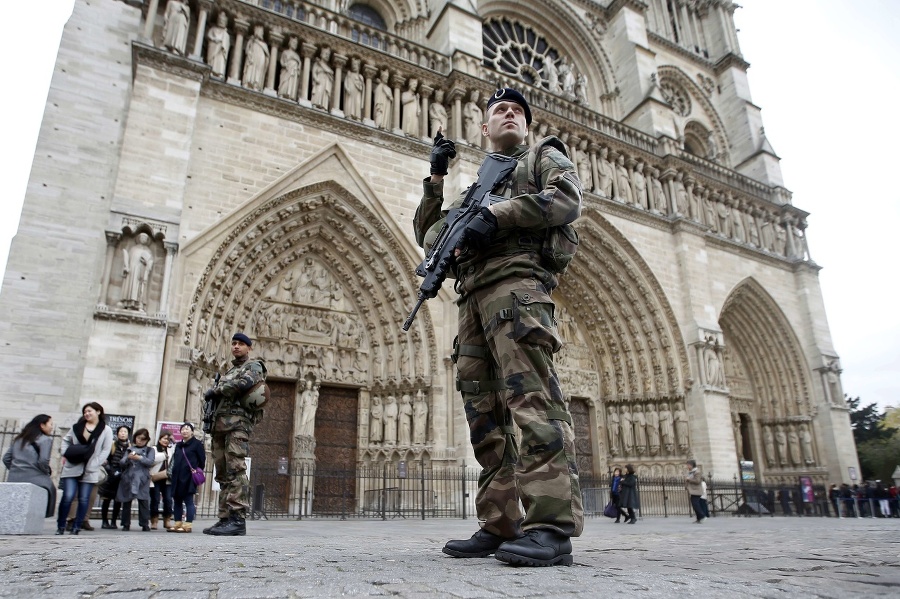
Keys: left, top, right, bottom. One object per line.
{"left": 511, "top": 289, "right": 562, "bottom": 353}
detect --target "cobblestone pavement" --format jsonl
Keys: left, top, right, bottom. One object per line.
{"left": 0, "top": 515, "right": 897, "bottom": 598}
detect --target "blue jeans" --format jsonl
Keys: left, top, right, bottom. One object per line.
{"left": 150, "top": 482, "right": 173, "bottom": 519}
{"left": 173, "top": 492, "right": 196, "bottom": 522}
{"left": 690, "top": 494, "right": 706, "bottom": 520}
{"left": 57, "top": 477, "right": 94, "bottom": 531}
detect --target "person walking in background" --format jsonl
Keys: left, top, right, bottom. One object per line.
{"left": 100, "top": 425, "right": 131, "bottom": 529}
{"left": 57, "top": 403, "right": 113, "bottom": 535}
{"left": 685, "top": 459, "right": 706, "bottom": 523}
{"left": 116, "top": 428, "right": 155, "bottom": 531}
{"left": 619, "top": 464, "right": 639, "bottom": 524}
{"left": 610, "top": 467, "right": 628, "bottom": 523}
{"left": 167, "top": 423, "right": 205, "bottom": 533}
{"left": 149, "top": 432, "right": 174, "bottom": 530}
{"left": 2, "top": 414, "right": 56, "bottom": 517}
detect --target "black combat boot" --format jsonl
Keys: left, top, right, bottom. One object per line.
{"left": 202, "top": 518, "right": 230, "bottom": 534}
{"left": 494, "top": 529, "right": 573, "bottom": 567}
{"left": 207, "top": 514, "right": 246, "bottom": 536}
{"left": 442, "top": 529, "right": 508, "bottom": 558}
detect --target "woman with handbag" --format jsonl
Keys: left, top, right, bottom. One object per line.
{"left": 610, "top": 467, "right": 629, "bottom": 523}
{"left": 149, "top": 432, "right": 174, "bottom": 529}
{"left": 57, "top": 402, "right": 113, "bottom": 535}
{"left": 99, "top": 425, "right": 131, "bottom": 529}
{"left": 167, "top": 423, "right": 206, "bottom": 533}
{"left": 2, "top": 414, "right": 56, "bottom": 517}
{"left": 116, "top": 428, "right": 155, "bottom": 531}
{"left": 619, "top": 464, "right": 640, "bottom": 524}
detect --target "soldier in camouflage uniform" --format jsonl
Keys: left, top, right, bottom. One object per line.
{"left": 413, "top": 88, "right": 584, "bottom": 566}
{"left": 202, "top": 332, "right": 267, "bottom": 536}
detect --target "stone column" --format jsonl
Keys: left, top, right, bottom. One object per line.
{"left": 662, "top": 168, "right": 677, "bottom": 216}
{"left": 419, "top": 84, "right": 432, "bottom": 141}
{"left": 299, "top": 43, "right": 317, "bottom": 107}
{"left": 98, "top": 232, "right": 121, "bottom": 309}
{"left": 264, "top": 30, "right": 284, "bottom": 97}
{"left": 159, "top": 242, "right": 178, "bottom": 316}
{"left": 449, "top": 88, "right": 463, "bottom": 141}
{"left": 362, "top": 63, "right": 377, "bottom": 125}
{"left": 391, "top": 74, "right": 405, "bottom": 134}
{"left": 143, "top": 0, "right": 162, "bottom": 42}
{"left": 331, "top": 53, "right": 347, "bottom": 115}
{"left": 227, "top": 19, "right": 249, "bottom": 86}
{"left": 589, "top": 143, "right": 601, "bottom": 194}
{"left": 190, "top": 1, "right": 214, "bottom": 61}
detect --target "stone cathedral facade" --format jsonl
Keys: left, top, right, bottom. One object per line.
{"left": 1, "top": 0, "right": 859, "bottom": 490}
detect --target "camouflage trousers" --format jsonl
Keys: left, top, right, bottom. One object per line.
{"left": 455, "top": 276, "right": 583, "bottom": 539}
{"left": 211, "top": 429, "right": 251, "bottom": 519}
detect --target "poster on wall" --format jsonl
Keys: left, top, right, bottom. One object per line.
{"left": 156, "top": 421, "right": 185, "bottom": 443}
{"left": 740, "top": 460, "right": 756, "bottom": 482}
{"left": 799, "top": 476, "right": 814, "bottom": 503}
{"left": 106, "top": 413, "right": 135, "bottom": 434}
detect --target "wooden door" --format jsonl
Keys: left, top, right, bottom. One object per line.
{"left": 249, "top": 380, "right": 295, "bottom": 514}
{"left": 312, "top": 386, "right": 359, "bottom": 514}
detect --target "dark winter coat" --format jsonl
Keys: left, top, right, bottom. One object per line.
{"left": 115, "top": 444, "right": 155, "bottom": 502}
{"left": 3, "top": 434, "right": 56, "bottom": 517}
{"left": 99, "top": 439, "right": 130, "bottom": 499}
{"left": 169, "top": 437, "right": 206, "bottom": 498}
{"left": 620, "top": 473, "right": 640, "bottom": 509}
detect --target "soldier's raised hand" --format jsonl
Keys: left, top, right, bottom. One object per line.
{"left": 430, "top": 127, "right": 457, "bottom": 176}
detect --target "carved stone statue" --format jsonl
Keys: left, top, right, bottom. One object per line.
{"left": 674, "top": 402, "right": 689, "bottom": 450}
{"left": 242, "top": 25, "right": 269, "bottom": 91}
{"left": 650, "top": 168, "right": 666, "bottom": 213}
{"left": 614, "top": 154, "right": 633, "bottom": 204}
{"left": 398, "top": 394, "right": 413, "bottom": 446}
{"left": 733, "top": 413, "right": 744, "bottom": 461}
{"left": 277, "top": 37, "right": 302, "bottom": 101}
{"left": 597, "top": 147, "right": 614, "bottom": 198}
{"left": 298, "top": 380, "right": 319, "bottom": 437}
{"left": 162, "top": 0, "right": 190, "bottom": 56}
{"left": 413, "top": 390, "right": 428, "bottom": 444}
{"left": 577, "top": 149, "right": 593, "bottom": 192}
{"left": 632, "top": 404, "right": 646, "bottom": 454}
{"left": 800, "top": 424, "right": 815, "bottom": 465}
{"left": 428, "top": 89, "right": 448, "bottom": 138}
{"left": 704, "top": 343, "right": 725, "bottom": 387}
{"left": 606, "top": 405, "right": 620, "bottom": 455}
{"left": 774, "top": 425, "right": 787, "bottom": 466}
{"left": 206, "top": 12, "right": 230, "bottom": 78}
{"left": 382, "top": 395, "right": 398, "bottom": 445}
{"left": 788, "top": 426, "right": 801, "bottom": 466}
{"left": 543, "top": 57, "right": 560, "bottom": 93}
{"left": 369, "top": 395, "right": 383, "bottom": 443}
{"left": 645, "top": 403, "right": 660, "bottom": 455}
{"left": 658, "top": 402, "right": 674, "bottom": 451}
{"left": 343, "top": 57, "right": 364, "bottom": 120}
{"left": 121, "top": 233, "right": 154, "bottom": 311}
{"left": 575, "top": 72, "right": 588, "bottom": 105}
{"left": 463, "top": 90, "right": 483, "bottom": 146}
{"left": 632, "top": 162, "right": 648, "bottom": 209}
{"left": 559, "top": 57, "right": 576, "bottom": 96}
{"left": 373, "top": 69, "right": 392, "bottom": 129}
{"left": 674, "top": 172, "right": 689, "bottom": 215}
{"left": 763, "top": 426, "right": 775, "bottom": 467}
{"left": 620, "top": 405, "right": 634, "bottom": 454}
{"left": 401, "top": 79, "right": 421, "bottom": 137}
{"left": 310, "top": 47, "right": 334, "bottom": 109}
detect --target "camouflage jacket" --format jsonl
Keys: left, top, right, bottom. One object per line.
{"left": 211, "top": 355, "right": 267, "bottom": 433}
{"left": 413, "top": 138, "right": 582, "bottom": 293}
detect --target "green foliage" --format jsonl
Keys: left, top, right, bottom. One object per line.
{"left": 857, "top": 434, "right": 900, "bottom": 482}
{"left": 847, "top": 395, "right": 892, "bottom": 445}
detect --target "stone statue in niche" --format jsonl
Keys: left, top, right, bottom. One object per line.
{"left": 673, "top": 172, "right": 689, "bottom": 215}
{"left": 121, "top": 233, "right": 154, "bottom": 312}
{"left": 597, "top": 147, "right": 615, "bottom": 198}
{"left": 242, "top": 25, "right": 269, "bottom": 92}
{"left": 310, "top": 47, "right": 334, "bottom": 109}
{"left": 369, "top": 395, "right": 383, "bottom": 443}
{"left": 674, "top": 402, "right": 689, "bottom": 451}
{"left": 716, "top": 199, "right": 732, "bottom": 238}
{"left": 763, "top": 426, "right": 775, "bottom": 467}
{"left": 707, "top": 132, "right": 719, "bottom": 162}
{"left": 382, "top": 395, "right": 398, "bottom": 445}
{"left": 732, "top": 413, "right": 743, "bottom": 461}
{"left": 632, "top": 162, "right": 648, "bottom": 209}
{"left": 398, "top": 394, "right": 413, "bottom": 446}
{"left": 620, "top": 405, "right": 634, "bottom": 454}
{"left": 186, "top": 367, "right": 204, "bottom": 424}
{"left": 206, "top": 12, "right": 230, "bottom": 78}
{"left": 577, "top": 148, "right": 593, "bottom": 192}
{"left": 746, "top": 212, "right": 761, "bottom": 247}
{"left": 575, "top": 72, "right": 588, "bottom": 105}
{"left": 645, "top": 403, "right": 660, "bottom": 455}
{"left": 614, "top": 154, "right": 633, "bottom": 204}
{"left": 162, "top": 0, "right": 190, "bottom": 56}
{"left": 277, "top": 37, "right": 302, "bottom": 101}
{"left": 428, "top": 89, "right": 448, "bottom": 138}
{"left": 543, "top": 56, "right": 560, "bottom": 93}
{"left": 649, "top": 168, "right": 666, "bottom": 213}
{"left": 401, "top": 78, "right": 421, "bottom": 137}
{"left": 606, "top": 405, "right": 620, "bottom": 455}
{"left": 463, "top": 90, "right": 483, "bottom": 146}
{"left": 298, "top": 379, "right": 319, "bottom": 437}
{"left": 632, "top": 404, "right": 647, "bottom": 454}
{"left": 559, "top": 57, "right": 576, "bottom": 96}
{"left": 774, "top": 425, "right": 787, "bottom": 466}
{"left": 373, "top": 69, "right": 393, "bottom": 129}
{"left": 788, "top": 425, "right": 801, "bottom": 466}
{"left": 704, "top": 193, "right": 718, "bottom": 232}
{"left": 704, "top": 342, "right": 725, "bottom": 387}
{"left": 413, "top": 390, "right": 428, "bottom": 444}
{"left": 800, "top": 424, "right": 814, "bottom": 465}
{"left": 658, "top": 402, "right": 674, "bottom": 452}
{"left": 732, "top": 204, "right": 746, "bottom": 242}
{"left": 343, "top": 57, "right": 364, "bottom": 120}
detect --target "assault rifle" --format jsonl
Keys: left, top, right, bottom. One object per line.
{"left": 200, "top": 373, "right": 221, "bottom": 434}
{"left": 402, "top": 153, "right": 518, "bottom": 331}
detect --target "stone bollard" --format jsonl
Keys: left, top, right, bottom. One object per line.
{"left": 0, "top": 483, "right": 48, "bottom": 534}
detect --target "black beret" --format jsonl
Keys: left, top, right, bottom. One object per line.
{"left": 486, "top": 88, "right": 532, "bottom": 125}
{"left": 232, "top": 332, "right": 253, "bottom": 347}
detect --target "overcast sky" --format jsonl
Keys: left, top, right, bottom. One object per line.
{"left": 1, "top": 1, "right": 897, "bottom": 411}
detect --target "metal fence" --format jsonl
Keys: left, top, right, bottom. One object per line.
{"left": 0, "top": 422, "right": 840, "bottom": 520}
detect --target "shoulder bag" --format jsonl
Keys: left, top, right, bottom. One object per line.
{"left": 182, "top": 446, "right": 206, "bottom": 486}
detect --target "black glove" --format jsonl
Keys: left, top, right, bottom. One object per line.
{"left": 463, "top": 207, "right": 498, "bottom": 250}
{"left": 430, "top": 130, "right": 457, "bottom": 176}
{"left": 204, "top": 388, "right": 220, "bottom": 401}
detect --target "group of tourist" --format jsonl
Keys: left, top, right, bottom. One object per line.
{"left": 829, "top": 482, "right": 900, "bottom": 518}
{"left": 1, "top": 405, "right": 206, "bottom": 534}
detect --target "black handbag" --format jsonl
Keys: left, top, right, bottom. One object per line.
{"left": 63, "top": 441, "right": 95, "bottom": 465}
